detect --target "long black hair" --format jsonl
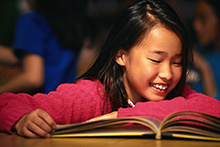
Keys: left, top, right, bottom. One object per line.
{"left": 78, "top": 0, "right": 193, "bottom": 111}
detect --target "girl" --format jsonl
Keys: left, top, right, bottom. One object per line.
{"left": 0, "top": 0, "right": 220, "bottom": 138}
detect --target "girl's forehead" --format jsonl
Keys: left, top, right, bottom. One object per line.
{"left": 129, "top": 25, "right": 183, "bottom": 54}
{"left": 139, "top": 25, "right": 180, "bottom": 45}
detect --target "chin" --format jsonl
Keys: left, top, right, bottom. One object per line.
{"left": 146, "top": 97, "right": 166, "bottom": 102}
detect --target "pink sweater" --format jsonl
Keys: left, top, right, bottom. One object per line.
{"left": 0, "top": 79, "right": 220, "bottom": 134}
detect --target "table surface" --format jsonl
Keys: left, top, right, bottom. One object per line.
{"left": 0, "top": 132, "right": 220, "bottom": 147}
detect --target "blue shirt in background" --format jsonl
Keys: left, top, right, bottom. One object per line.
{"left": 14, "top": 11, "right": 78, "bottom": 94}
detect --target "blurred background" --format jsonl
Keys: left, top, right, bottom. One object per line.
{"left": 0, "top": 0, "right": 219, "bottom": 100}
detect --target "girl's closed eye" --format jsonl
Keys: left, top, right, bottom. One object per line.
{"left": 173, "top": 56, "right": 183, "bottom": 66}
{"left": 173, "top": 61, "right": 182, "bottom": 65}
{"left": 148, "top": 58, "right": 161, "bottom": 63}
{"left": 172, "top": 59, "right": 183, "bottom": 67}
{"left": 148, "top": 58, "right": 182, "bottom": 66}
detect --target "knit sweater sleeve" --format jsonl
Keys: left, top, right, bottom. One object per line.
{"left": 117, "top": 85, "right": 220, "bottom": 120}
{"left": 0, "top": 79, "right": 111, "bottom": 134}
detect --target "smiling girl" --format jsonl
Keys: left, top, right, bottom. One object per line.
{"left": 116, "top": 26, "right": 183, "bottom": 103}
{"left": 0, "top": 0, "right": 220, "bottom": 138}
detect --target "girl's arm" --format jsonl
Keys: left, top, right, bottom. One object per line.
{"left": 14, "top": 109, "right": 56, "bottom": 138}
{"left": 117, "top": 91, "right": 220, "bottom": 120}
{"left": 0, "top": 79, "right": 111, "bottom": 137}
{"left": 88, "top": 90, "right": 220, "bottom": 121}
{"left": 87, "top": 86, "right": 220, "bottom": 121}
{"left": 0, "top": 92, "right": 61, "bottom": 136}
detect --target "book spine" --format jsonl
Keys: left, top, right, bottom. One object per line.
{"left": 155, "top": 132, "right": 161, "bottom": 140}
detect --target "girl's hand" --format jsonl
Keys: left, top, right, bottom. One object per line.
{"left": 87, "top": 111, "right": 118, "bottom": 122}
{"left": 15, "top": 109, "right": 56, "bottom": 138}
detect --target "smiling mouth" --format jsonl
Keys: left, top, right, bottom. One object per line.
{"left": 150, "top": 83, "right": 169, "bottom": 91}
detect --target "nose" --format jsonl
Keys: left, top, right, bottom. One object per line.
{"left": 158, "top": 64, "right": 173, "bottom": 81}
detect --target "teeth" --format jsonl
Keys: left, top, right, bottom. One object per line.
{"left": 152, "top": 84, "right": 168, "bottom": 90}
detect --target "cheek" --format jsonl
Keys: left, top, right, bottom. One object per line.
{"left": 139, "top": 62, "right": 156, "bottom": 78}
{"left": 133, "top": 58, "right": 154, "bottom": 75}
{"left": 128, "top": 61, "right": 156, "bottom": 87}
{"left": 173, "top": 67, "right": 182, "bottom": 84}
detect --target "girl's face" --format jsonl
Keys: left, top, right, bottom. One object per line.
{"left": 115, "top": 26, "right": 182, "bottom": 103}
{"left": 193, "top": 0, "right": 218, "bottom": 45}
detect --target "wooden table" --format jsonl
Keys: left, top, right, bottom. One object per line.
{"left": 0, "top": 132, "right": 219, "bottom": 147}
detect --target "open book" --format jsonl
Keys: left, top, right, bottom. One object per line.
{"left": 51, "top": 111, "right": 220, "bottom": 141}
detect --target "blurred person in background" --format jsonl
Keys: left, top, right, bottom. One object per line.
{"left": 187, "top": 0, "right": 220, "bottom": 101}
{"left": 0, "top": 0, "right": 87, "bottom": 95}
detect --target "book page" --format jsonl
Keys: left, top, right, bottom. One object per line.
{"left": 52, "top": 116, "right": 161, "bottom": 135}
{"left": 51, "top": 125, "right": 156, "bottom": 138}
{"left": 156, "top": 111, "right": 220, "bottom": 139}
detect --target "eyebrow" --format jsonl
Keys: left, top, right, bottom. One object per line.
{"left": 150, "top": 51, "right": 183, "bottom": 56}
{"left": 151, "top": 51, "right": 165, "bottom": 55}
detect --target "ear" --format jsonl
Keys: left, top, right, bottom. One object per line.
{"left": 114, "top": 48, "right": 126, "bottom": 66}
